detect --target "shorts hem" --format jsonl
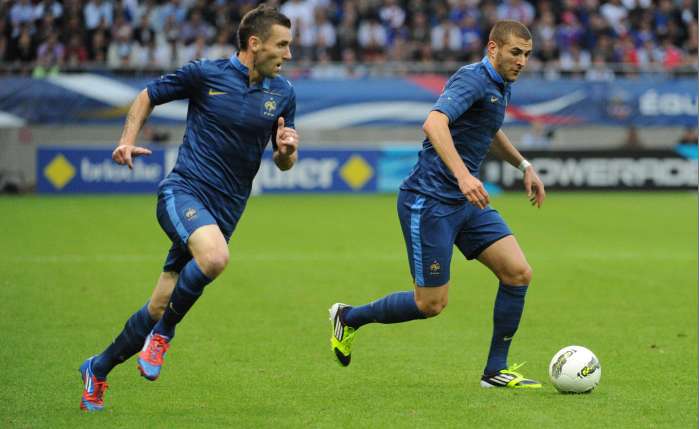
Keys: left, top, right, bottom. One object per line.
{"left": 466, "top": 233, "right": 512, "bottom": 260}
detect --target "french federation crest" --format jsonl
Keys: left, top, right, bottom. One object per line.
{"left": 184, "top": 208, "right": 197, "bottom": 221}
{"left": 429, "top": 260, "right": 441, "bottom": 275}
{"left": 262, "top": 98, "right": 277, "bottom": 118}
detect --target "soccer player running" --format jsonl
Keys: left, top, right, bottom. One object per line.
{"left": 330, "top": 20, "right": 546, "bottom": 389}
{"left": 79, "top": 5, "right": 299, "bottom": 411}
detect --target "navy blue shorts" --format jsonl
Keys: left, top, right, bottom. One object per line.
{"left": 156, "top": 186, "right": 228, "bottom": 273}
{"left": 397, "top": 189, "right": 512, "bottom": 287}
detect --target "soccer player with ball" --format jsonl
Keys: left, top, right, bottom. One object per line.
{"left": 330, "top": 20, "right": 546, "bottom": 389}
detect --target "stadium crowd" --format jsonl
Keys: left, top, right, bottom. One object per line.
{"left": 0, "top": 0, "right": 697, "bottom": 77}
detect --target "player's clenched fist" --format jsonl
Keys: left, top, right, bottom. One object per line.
{"left": 276, "top": 117, "right": 298, "bottom": 157}
{"left": 112, "top": 145, "right": 153, "bottom": 169}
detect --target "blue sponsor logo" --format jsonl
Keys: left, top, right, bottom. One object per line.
{"left": 38, "top": 148, "right": 164, "bottom": 193}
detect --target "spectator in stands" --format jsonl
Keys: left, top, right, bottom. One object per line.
{"left": 683, "top": 22, "right": 698, "bottom": 69}
{"left": 207, "top": 29, "right": 235, "bottom": 60}
{"left": 358, "top": 13, "right": 388, "bottom": 62}
{"left": 133, "top": 13, "right": 155, "bottom": 47}
{"left": 107, "top": 23, "right": 134, "bottom": 68}
{"left": 8, "top": 25, "right": 36, "bottom": 66}
{"left": 460, "top": 13, "right": 483, "bottom": 60}
{"left": 181, "top": 34, "right": 208, "bottom": 63}
{"left": 533, "top": 10, "right": 556, "bottom": 48}
{"left": 34, "top": 30, "right": 64, "bottom": 76}
{"left": 131, "top": 36, "right": 158, "bottom": 69}
{"left": 636, "top": 39, "right": 663, "bottom": 71}
{"left": 559, "top": 42, "right": 591, "bottom": 76}
{"left": 336, "top": 1, "right": 359, "bottom": 58}
{"left": 407, "top": 10, "right": 430, "bottom": 61}
{"left": 154, "top": 23, "right": 184, "bottom": 68}
{"left": 531, "top": 38, "right": 560, "bottom": 78}
{"left": 314, "top": 7, "right": 336, "bottom": 60}
{"left": 84, "top": 0, "right": 114, "bottom": 32}
{"left": 600, "top": 0, "right": 628, "bottom": 35}
{"left": 33, "top": 0, "right": 63, "bottom": 23}
{"left": 180, "top": 10, "right": 215, "bottom": 45}
{"left": 497, "top": 0, "right": 535, "bottom": 25}
{"left": 280, "top": 0, "right": 315, "bottom": 60}
{"left": 65, "top": 33, "right": 89, "bottom": 67}
{"left": 89, "top": 29, "right": 109, "bottom": 62}
{"left": 152, "top": 0, "right": 188, "bottom": 33}
{"left": 10, "top": 0, "right": 35, "bottom": 38}
{"left": 585, "top": 54, "right": 616, "bottom": 80}
{"left": 430, "top": 16, "right": 461, "bottom": 61}
{"left": 659, "top": 35, "right": 683, "bottom": 70}
{"left": 0, "top": 20, "right": 6, "bottom": 62}
{"left": 379, "top": 0, "right": 406, "bottom": 47}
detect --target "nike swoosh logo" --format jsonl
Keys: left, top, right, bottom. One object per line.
{"left": 490, "top": 96, "right": 499, "bottom": 103}
{"left": 169, "top": 302, "right": 183, "bottom": 315}
{"left": 209, "top": 89, "right": 226, "bottom": 95}
{"left": 503, "top": 336, "right": 513, "bottom": 341}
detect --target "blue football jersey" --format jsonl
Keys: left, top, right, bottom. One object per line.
{"left": 401, "top": 57, "right": 511, "bottom": 203}
{"left": 147, "top": 55, "right": 296, "bottom": 206}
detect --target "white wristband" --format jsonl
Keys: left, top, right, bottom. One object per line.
{"left": 518, "top": 159, "right": 532, "bottom": 172}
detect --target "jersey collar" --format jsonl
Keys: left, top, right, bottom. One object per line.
{"left": 481, "top": 56, "right": 509, "bottom": 88}
{"left": 230, "top": 53, "right": 271, "bottom": 90}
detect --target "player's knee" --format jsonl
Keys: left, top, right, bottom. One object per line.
{"left": 198, "top": 249, "right": 229, "bottom": 278}
{"left": 415, "top": 296, "right": 448, "bottom": 317}
{"left": 501, "top": 264, "right": 532, "bottom": 286}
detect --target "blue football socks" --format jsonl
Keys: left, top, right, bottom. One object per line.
{"left": 152, "top": 259, "right": 211, "bottom": 339}
{"left": 485, "top": 283, "right": 528, "bottom": 375}
{"left": 92, "top": 302, "right": 156, "bottom": 379}
{"left": 343, "top": 291, "right": 426, "bottom": 329}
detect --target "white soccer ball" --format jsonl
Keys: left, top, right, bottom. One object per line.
{"left": 548, "top": 345, "right": 601, "bottom": 393}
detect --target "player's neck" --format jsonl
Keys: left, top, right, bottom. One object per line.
{"left": 237, "top": 51, "right": 263, "bottom": 86}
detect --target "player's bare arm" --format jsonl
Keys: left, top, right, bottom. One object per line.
{"left": 273, "top": 116, "right": 298, "bottom": 171}
{"left": 491, "top": 129, "right": 545, "bottom": 207}
{"left": 423, "top": 110, "right": 490, "bottom": 209}
{"left": 112, "top": 89, "right": 154, "bottom": 169}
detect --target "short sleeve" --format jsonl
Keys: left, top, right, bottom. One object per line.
{"left": 432, "top": 70, "right": 485, "bottom": 123}
{"left": 146, "top": 60, "right": 203, "bottom": 105}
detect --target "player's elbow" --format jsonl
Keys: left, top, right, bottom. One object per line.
{"left": 422, "top": 112, "right": 448, "bottom": 137}
{"left": 422, "top": 117, "right": 435, "bottom": 136}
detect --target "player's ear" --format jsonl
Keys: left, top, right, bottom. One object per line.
{"left": 250, "top": 35, "right": 261, "bottom": 53}
{"left": 486, "top": 40, "right": 498, "bottom": 58}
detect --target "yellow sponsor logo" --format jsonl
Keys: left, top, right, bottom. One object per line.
{"left": 208, "top": 88, "right": 226, "bottom": 95}
{"left": 44, "top": 154, "right": 76, "bottom": 190}
{"left": 339, "top": 155, "right": 373, "bottom": 190}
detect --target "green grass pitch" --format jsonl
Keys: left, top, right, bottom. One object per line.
{"left": 0, "top": 192, "right": 696, "bottom": 428}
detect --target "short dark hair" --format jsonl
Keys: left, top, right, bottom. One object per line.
{"left": 237, "top": 4, "right": 291, "bottom": 51}
{"left": 488, "top": 20, "right": 532, "bottom": 46}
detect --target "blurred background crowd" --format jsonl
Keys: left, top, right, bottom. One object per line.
{"left": 0, "top": 0, "right": 697, "bottom": 77}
